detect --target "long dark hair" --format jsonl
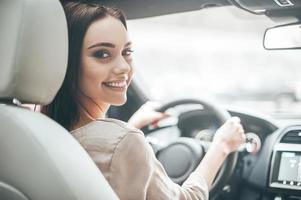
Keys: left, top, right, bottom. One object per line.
{"left": 42, "top": 1, "right": 127, "bottom": 130}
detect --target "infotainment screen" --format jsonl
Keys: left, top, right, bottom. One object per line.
{"left": 278, "top": 152, "right": 301, "bottom": 183}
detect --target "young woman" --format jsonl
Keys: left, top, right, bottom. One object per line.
{"left": 43, "top": 1, "right": 245, "bottom": 199}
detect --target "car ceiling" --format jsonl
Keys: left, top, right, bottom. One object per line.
{"left": 93, "top": 0, "right": 301, "bottom": 21}
{"left": 95, "top": 0, "right": 230, "bottom": 19}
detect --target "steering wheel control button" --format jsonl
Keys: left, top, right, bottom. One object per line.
{"left": 157, "top": 144, "right": 193, "bottom": 178}
{"left": 156, "top": 138, "right": 204, "bottom": 184}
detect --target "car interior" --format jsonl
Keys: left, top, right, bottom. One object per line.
{"left": 1, "top": 0, "right": 301, "bottom": 200}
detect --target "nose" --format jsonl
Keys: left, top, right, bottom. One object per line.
{"left": 113, "top": 55, "right": 131, "bottom": 75}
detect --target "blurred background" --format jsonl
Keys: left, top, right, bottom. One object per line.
{"left": 127, "top": 6, "right": 301, "bottom": 118}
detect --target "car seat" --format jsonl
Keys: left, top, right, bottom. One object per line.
{"left": 0, "top": 0, "right": 118, "bottom": 199}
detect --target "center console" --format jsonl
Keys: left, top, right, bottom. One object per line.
{"left": 270, "top": 144, "right": 301, "bottom": 190}
{"left": 269, "top": 127, "right": 301, "bottom": 199}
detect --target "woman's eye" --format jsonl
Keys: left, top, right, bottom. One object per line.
{"left": 123, "top": 49, "right": 134, "bottom": 56}
{"left": 93, "top": 50, "right": 110, "bottom": 59}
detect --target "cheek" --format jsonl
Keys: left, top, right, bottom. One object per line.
{"left": 80, "top": 60, "right": 108, "bottom": 92}
{"left": 128, "top": 62, "right": 134, "bottom": 79}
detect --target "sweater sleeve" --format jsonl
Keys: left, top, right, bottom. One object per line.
{"left": 108, "top": 131, "right": 209, "bottom": 200}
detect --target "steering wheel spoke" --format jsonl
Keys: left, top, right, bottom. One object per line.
{"left": 199, "top": 140, "right": 212, "bottom": 153}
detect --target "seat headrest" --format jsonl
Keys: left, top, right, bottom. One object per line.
{"left": 0, "top": 0, "right": 68, "bottom": 105}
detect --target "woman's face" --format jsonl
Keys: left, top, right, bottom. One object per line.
{"left": 79, "top": 16, "right": 133, "bottom": 108}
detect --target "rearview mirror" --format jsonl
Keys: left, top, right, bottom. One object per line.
{"left": 263, "top": 23, "right": 301, "bottom": 50}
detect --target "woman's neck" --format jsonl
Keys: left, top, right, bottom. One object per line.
{"left": 70, "top": 105, "right": 109, "bottom": 131}
{"left": 71, "top": 94, "right": 110, "bottom": 131}
{"left": 71, "top": 111, "right": 94, "bottom": 131}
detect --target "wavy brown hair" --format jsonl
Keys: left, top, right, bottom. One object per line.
{"left": 42, "top": 1, "right": 127, "bottom": 130}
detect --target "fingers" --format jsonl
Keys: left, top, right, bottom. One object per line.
{"left": 149, "top": 112, "right": 169, "bottom": 128}
{"left": 143, "top": 101, "right": 171, "bottom": 118}
{"left": 237, "top": 125, "right": 244, "bottom": 134}
{"left": 151, "top": 112, "right": 168, "bottom": 121}
{"left": 142, "top": 101, "right": 162, "bottom": 110}
{"left": 213, "top": 116, "right": 246, "bottom": 153}
{"left": 228, "top": 116, "right": 246, "bottom": 143}
{"left": 241, "top": 132, "right": 247, "bottom": 143}
{"left": 228, "top": 116, "right": 241, "bottom": 124}
{"left": 227, "top": 117, "right": 243, "bottom": 130}
{"left": 234, "top": 118, "right": 246, "bottom": 144}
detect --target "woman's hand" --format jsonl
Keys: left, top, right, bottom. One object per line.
{"left": 212, "top": 116, "right": 246, "bottom": 155}
{"left": 195, "top": 117, "right": 245, "bottom": 188}
{"left": 128, "top": 101, "right": 169, "bottom": 129}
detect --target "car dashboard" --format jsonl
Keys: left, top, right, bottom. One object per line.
{"left": 145, "top": 108, "right": 301, "bottom": 200}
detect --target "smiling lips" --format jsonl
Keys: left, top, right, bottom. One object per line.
{"left": 102, "top": 80, "right": 128, "bottom": 90}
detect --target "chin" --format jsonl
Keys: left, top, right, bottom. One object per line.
{"left": 110, "top": 97, "right": 127, "bottom": 106}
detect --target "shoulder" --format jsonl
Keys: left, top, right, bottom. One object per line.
{"left": 71, "top": 118, "right": 141, "bottom": 139}
{"left": 111, "top": 129, "right": 155, "bottom": 168}
{"left": 70, "top": 118, "right": 143, "bottom": 151}
{"left": 109, "top": 128, "right": 155, "bottom": 178}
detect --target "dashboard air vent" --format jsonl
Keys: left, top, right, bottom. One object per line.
{"left": 280, "top": 130, "right": 301, "bottom": 144}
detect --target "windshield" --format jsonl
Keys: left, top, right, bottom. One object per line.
{"left": 127, "top": 6, "right": 301, "bottom": 117}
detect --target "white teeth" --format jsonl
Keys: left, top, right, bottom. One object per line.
{"left": 104, "top": 81, "right": 127, "bottom": 88}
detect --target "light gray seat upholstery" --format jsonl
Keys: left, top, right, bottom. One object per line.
{"left": 0, "top": 0, "right": 118, "bottom": 199}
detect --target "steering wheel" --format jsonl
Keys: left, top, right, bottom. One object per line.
{"left": 144, "top": 99, "right": 238, "bottom": 198}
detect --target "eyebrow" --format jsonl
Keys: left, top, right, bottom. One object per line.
{"left": 88, "top": 42, "right": 115, "bottom": 49}
{"left": 87, "top": 41, "right": 132, "bottom": 49}
{"left": 124, "top": 42, "right": 132, "bottom": 47}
